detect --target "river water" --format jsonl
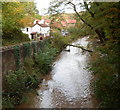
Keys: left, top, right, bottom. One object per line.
{"left": 16, "top": 37, "right": 98, "bottom": 108}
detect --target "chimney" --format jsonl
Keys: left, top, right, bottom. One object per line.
{"left": 36, "top": 21, "right": 39, "bottom": 24}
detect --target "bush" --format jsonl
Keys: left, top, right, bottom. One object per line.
{"left": 88, "top": 42, "right": 119, "bottom": 109}
{"left": 2, "top": 38, "right": 65, "bottom": 108}
{"left": 24, "top": 57, "right": 34, "bottom": 74}
{"left": 2, "top": 30, "right": 30, "bottom": 46}
{"left": 2, "top": 60, "right": 40, "bottom": 108}
{"left": 51, "top": 31, "right": 70, "bottom": 51}
{"left": 34, "top": 43, "right": 58, "bottom": 74}
{"left": 68, "top": 24, "right": 95, "bottom": 40}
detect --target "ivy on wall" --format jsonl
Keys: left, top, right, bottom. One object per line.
{"left": 13, "top": 45, "right": 20, "bottom": 69}
{"left": 32, "top": 42, "right": 37, "bottom": 54}
{"left": 5, "top": 40, "right": 51, "bottom": 75}
{"left": 38, "top": 39, "right": 50, "bottom": 52}
{"left": 23, "top": 43, "right": 31, "bottom": 57}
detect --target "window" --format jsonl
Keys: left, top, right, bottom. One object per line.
{"left": 26, "top": 28, "right": 28, "bottom": 32}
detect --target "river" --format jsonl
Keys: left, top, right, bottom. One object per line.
{"left": 16, "top": 37, "right": 98, "bottom": 108}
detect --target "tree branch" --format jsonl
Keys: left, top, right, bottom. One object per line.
{"left": 66, "top": 2, "right": 93, "bottom": 30}
{"left": 66, "top": 1, "right": 105, "bottom": 43}
{"left": 67, "top": 44, "right": 93, "bottom": 52}
{"left": 83, "top": 2, "right": 95, "bottom": 17}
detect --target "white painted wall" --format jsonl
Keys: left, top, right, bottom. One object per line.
{"left": 41, "top": 27, "right": 50, "bottom": 37}
{"left": 31, "top": 24, "right": 50, "bottom": 37}
{"left": 22, "top": 23, "right": 50, "bottom": 39}
{"left": 31, "top": 24, "right": 41, "bottom": 34}
{"left": 21, "top": 27, "right": 32, "bottom": 39}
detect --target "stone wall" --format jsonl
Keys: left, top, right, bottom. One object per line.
{"left": 1, "top": 39, "right": 49, "bottom": 79}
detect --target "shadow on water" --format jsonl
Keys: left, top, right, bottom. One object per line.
{"left": 16, "top": 37, "right": 98, "bottom": 108}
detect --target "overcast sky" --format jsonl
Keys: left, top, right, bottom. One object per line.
{"left": 34, "top": 0, "right": 75, "bottom": 15}
{"left": 34, "top": 0, "right": 51, "bottom": 15}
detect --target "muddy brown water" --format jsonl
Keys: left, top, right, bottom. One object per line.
{"left": 16, "top": 37, "right": 98, "bottom": 108}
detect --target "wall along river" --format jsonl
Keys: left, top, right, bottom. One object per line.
{"left": 16, "top": 37, "right": 98, "bottom": 108}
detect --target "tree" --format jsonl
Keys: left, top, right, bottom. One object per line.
{"left": 48, "top": 1, "right": 120, "bottom": 108}
{"left": 48, "top": 0, "right": 119, "bottom": 43}
{"left": 2, "top": 1, "right": 38, "bottom": 45}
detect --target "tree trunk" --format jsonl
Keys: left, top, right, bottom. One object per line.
{"left": 95, "top": 29, "right": 104, "bottom": 43}
{"left": 67, "top": 2, "right": 105, "bottom": 43}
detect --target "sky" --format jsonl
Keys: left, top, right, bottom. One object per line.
{"left": 34, "top": 0, "right": 75, "bottom": 16}
{"left": 34, "top": 0, "right": 51, "bottom": 15}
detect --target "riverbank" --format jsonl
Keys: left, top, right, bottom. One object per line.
{"left": 87, "top": 38, "right": 119, "bottom": 109}
{"left": 16, "top": 37, "right": 99, "bottom": 108}
{"left": 2, "top": 34, "right": 92, "bottom": 108}
{"left": 2, "top": 29, "right": 75, "bottom": 108}
{"left": 2, "top": 37, "right": 64, "bottom": 108}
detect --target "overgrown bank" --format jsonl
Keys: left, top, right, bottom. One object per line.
{"left": 65, "top": 2, "right": 119, "bottom": 108}
{"left": 88, "top": 39, "right": 119, "bottom": 109}
{"left": 2, "top": 33, "right": 71, "bottom": 108}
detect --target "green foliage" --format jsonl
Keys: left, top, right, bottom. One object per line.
{"left": 2, "top": 32, "right": 30, "bottom": 46}
{"left": 23, "top": 43, "right": 31, "bottom": 57}
{"left": 68, "top": 27, "right": 82, "bottom": 40}
{"left": 34, "top": 43, "right": 58, "bottom": 74}
{"left": 24, "top": 57, "right": 34, "bottom": 74}
{"left": 2, "top": 2, "right": 37, "bottom": 46}
{"left": 51, "top": 31, "right": 70, "bottom": 51}
{"left": 13, "top": 46, "right": 20, "bottom": 69}
{"left": 2, "top": 62, "right": 40, "bottom": 108}
{"left": 88, "top": 39, "right": 119, "bottom": 108}
{"left": 34, "top": 14, "right": 42, "bottom": 19}
{"left": 2, "top": 39, "right": 61, "bottom": 108}
{"left": 83, "top": 2, "right": 120, "bottom": 108}
{"left": 82, "top": 2, "right": 119, "bottom": 41}
{"left": 32, "top": 42, "right": 38, "bottom": 53}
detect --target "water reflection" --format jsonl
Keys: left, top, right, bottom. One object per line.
{"left": 36, "top": 37, "right": 95, "bottom": 108}
{"left": 16, "top": 37, "right": 97, "bottom": 108}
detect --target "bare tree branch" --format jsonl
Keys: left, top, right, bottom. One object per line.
{"left": 83, "top": 2, "right": 95, "bottom": 17}
{"left": 66, "top": 2, "right": 105, "bottom": 43}
{"left": 67, "top": 44, "right": 93, "bottom": 52}
{"left": 66, "top": 2, "right": 94, "bottom": 30}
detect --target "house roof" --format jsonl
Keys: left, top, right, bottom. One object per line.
{"left": 61, "top": 21, "right": 67, "bottom": 26}
{"left": 51, "top": 22, "right": 62, "bottom": 28}
{"left": 45, "top": 19, "right": 51, "bottom": 23}
{"left": 39, "top": 24, "right": 49, "bottom": 27}
{"left": 31, "top": 32, "right": 37, "bottom": 34}
{"left": 32, "top": 23, "right": 49, "bottom": 27}
{"left": 61, "top": 20, "right": 76, "bottom": 27}
{"left": 67, "top": 20, "right": 76, "bottom": 24}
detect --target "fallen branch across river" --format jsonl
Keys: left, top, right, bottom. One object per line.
{"left": 67, "top": 44, "right": 93, "bottom": 52}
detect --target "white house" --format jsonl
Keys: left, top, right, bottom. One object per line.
{"left": 39, "top": 24, "right": 50, "bottom": 37}
{"left": 22, "top": 19, "right": 50, "bottom": 40}
{"left": 21, "top": 27, "right": 32, "bottom": 39}
{"left": 31, "top": 23, "right": 50, "bottom": 38}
